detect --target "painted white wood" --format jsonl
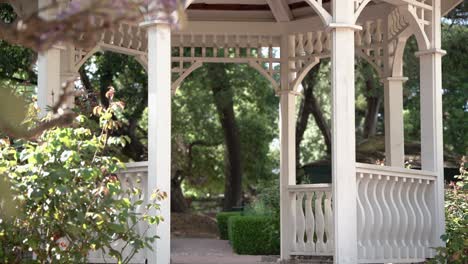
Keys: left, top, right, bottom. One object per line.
{"left": 330, "top": 0, "right": 358, "bottom": 262}
{"left": 88, "top": 163, "right": 148, "bottom": 263}
{"left": 145, "top": 22, "right": 172, "bottom": 264}
{"left": 414, "top": 0, "right": 445, "bottom": 251}
{"left": 356, "top": 163, "right": 437, "bottom": 180}
{"left": 288, "top": 185, "right": 334, "bottom": 256}
{"left": 37, "top": 47, "right": 61, "bottom": 114}
{"left": 384, "top": 77, "right": 407, "bottom": 167}
{"left": 324, "top": 191, "right": 333, "bottom": 252}
{"left": 315, "top": 191, "right": 326, "bottom": 253}
{"left": 304, "top": 0, "right": 332, "bottom": 25}
{"left": 279, "top": 88, "right": 297, "bottom": 260}
{"left": 266, "top": 0, "right": 293, "bottom": 22}
{"left": 417, "top": 48, "right": 446, "bottom": 257}
{"left": 279, "top": 33, "right": 297, "bottom": 260}
{"left": 355, "top": 166, "right": 437, "bottom": 262}
{"left": 295, "top": 192, "right": 306, "bottom": 251}
{"left": 304, "top": 192, "right": 316, "bottom": 251}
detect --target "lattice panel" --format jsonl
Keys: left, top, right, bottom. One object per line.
{"left": 407, "top": 0, "right": 432, "bottom": 41}
{"left": 171, "top": 34, "right": 281, "bottom": 91}
{"left": 74, "top": 20, "right": 147, "bottom": 70}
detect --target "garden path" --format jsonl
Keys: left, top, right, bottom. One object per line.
{"left": 171, "top": 238, "right": 264, "bottom": 264}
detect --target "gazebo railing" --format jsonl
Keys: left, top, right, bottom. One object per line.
{"left": 287, "top": 164, "right": 438, "bottom": 262}
{"left": 101, "top": 162, "right": 437, "bottom": 263}
{"left": 288, "top": 184, "right": 334, "bottom": 256}
{"left": 356, "top": 163, "right": 437, "bottom": 263}
{"left": 88, "top": 162, "right": 148, "bottom": 264}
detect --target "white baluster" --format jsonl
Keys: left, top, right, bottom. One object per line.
{"left": 324, "top": 191, "right": 333, "bottom": 253}
{"left": 365, "top": 21, "right": 372, "bottom": 45}
{"left": 381, "top": 176, "right": 393, "bottom": 259}
{"left": 296, "top": 33, "right": 304, "bottom": 69}
{"left": 305, "top": 191, "right": 316, "bottom": 252}
{"left": 315, "top": 31, "right": 323, "bottom": 54}
{"left": 357, "top": 174, "right": 366, "bottom": 259}
{"left": 406, "top": 179, "right": 417, "bottom": 258}
{"left": 305, "top": 32, "right": 314, "bottom": 55}
{"left": 363, "top": 174, "right": 373, "bottom": 259}
{"left": 374, "top": 175, "right": 384, "bottom": 258}
{"left": 315, "top": 191, "right": 325, "bottom": 252}
{"left": 296, "top": 192, "right": 306, "bottom": 252}
{"left": 389, "top": 177, "right": 400, "bottom": 259}
{"left": 421, "top": 180, "right": 433, "bottom": 257}
{"left": 376, "top": 19, "right": 383, "bottom": 42}
{"left": 414, "top": 179, "right": 425, "bottom": 258}
{"left": 399, "top": 178, "right": 409, "bottom": 258}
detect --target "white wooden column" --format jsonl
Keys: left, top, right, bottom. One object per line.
{"left": 383, "top": 77, "right": 407, "bottom": 167}
{"left": 37, "top": 0, "right": 64, "bottom": 114}
{"left": 279, "top": 34, "right": 296, "bottom": 260}
{"left": 37, "top": 46, "right": 62, "bottom": 114}
{"left": 416, "top": 0, "right": 445, "bottom": 250}
{"left": 141, "top": 22, "right": 172, "bottom": 264}
{"left": 330, "top": 1, "right": 360, "bottom": 262}
{"left": 417, "top": 48, "right": 446, "bottom": 250}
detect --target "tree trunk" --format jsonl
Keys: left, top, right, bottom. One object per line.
{"left": 362, "top": 78, "right": 382, "bottom": 139}
{"left": 295, "top": 62, "right": 331, "bottom": 169}
{"left": 207, "top": 64, "right": 243, "bottom": 211}
{"left": 171, "top": 171, "right": 189, "bottom": 213}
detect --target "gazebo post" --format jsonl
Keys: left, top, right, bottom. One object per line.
{"left": 329, "top": 1, "right": 359, "bottom": 262}
{"left": 37, "top": 0, "right": 63, "bottom": 114}
{"left": 142, "top": 21, "right": 172, "bottom": 264}
{"left": 37, "top": 47, "right": 62, "bottom": 114}
{"left": 279, "top": 34, "right": 296, "bottom": 260}
{"left": 384, "top": 76, "right": 407, "bottom": 168}
{"left": 416, "top": 0, "right": 445, "bottom": 249}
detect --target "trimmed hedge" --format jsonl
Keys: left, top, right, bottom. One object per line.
{"left": 216, "top": 211, "right": 242, "bottom": 240}
{"left": 228, "top": 215, "right": 278, "bottom": 255}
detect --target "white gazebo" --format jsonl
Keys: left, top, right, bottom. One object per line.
{"left": 8, "top": 0, "right": 462, "bottom": 263}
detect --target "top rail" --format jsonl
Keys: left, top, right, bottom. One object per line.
{"left": 287, "top": 184, "right": 332, "bottom": 192}
{"left": 356, "top": 162, "right": 437, "bottom": 181}
{"left": 121, "top": 161, "right": 149, "bottom": 173}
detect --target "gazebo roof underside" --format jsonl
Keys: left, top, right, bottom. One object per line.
{"left": 3, "top": 0, "right": 461, "bottom": 24}
{"left": 184, "top": 0, "right": 458, "bottom": 23}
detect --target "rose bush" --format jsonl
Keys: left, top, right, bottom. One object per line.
{"left": 431, "top": 159, "right": 468, "bottom": 264}
{"left": 0, "top": 91, "right": 166, "bottom": 263}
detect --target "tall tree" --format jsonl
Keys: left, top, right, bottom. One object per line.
{"left": 206, "top": 63, "right": 243, "bottom": 210}
{"left": 356, "top": 59, "right": 383, "bottom": 140}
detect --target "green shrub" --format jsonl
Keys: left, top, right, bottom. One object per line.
{"left": 431, "top": 162, "right": 468, "bottom": 264}
{"left": 244, "top": 179, "right": 280, "bottom": 251}
{"left": 216, "top": 211, "right": 242, "bottom": 240}
{"left": 228, "top": 215, "right": 279, "bottom": 255}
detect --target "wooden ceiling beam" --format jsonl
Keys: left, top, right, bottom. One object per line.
{"left": 267, "top": 0, "right": 294, "bottom": 22}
